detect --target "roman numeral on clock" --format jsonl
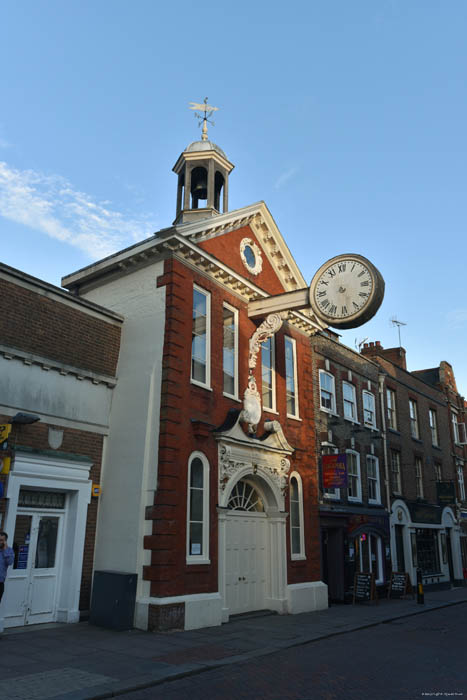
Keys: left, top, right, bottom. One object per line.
{"left": 317, "top": 291, "right": 326, "bottom": 298}
{"left": 341, "top": 306, "right": 348, "bottom": 315}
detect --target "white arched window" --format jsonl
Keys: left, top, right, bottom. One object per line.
{"left": 186, "top": 452, "right": 210, "bottom": 564}
{"left": 289, "top": 472, "right": 305, "bottom": 560}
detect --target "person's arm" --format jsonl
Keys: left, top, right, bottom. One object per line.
{"left": 3, "top": 547, "right": 14, "bottom": 568}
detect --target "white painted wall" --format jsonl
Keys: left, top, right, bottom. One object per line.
{"left": 0, "top": 356, "right": 113, "bottom": 432}
{"left": 82, "top": 262, "right": 166, "bottom": 602}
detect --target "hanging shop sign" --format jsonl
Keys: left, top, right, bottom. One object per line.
{"left": 322, "top": 453, "right": 348, "bottom": 488}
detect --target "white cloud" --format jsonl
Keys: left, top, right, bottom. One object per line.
{"left": 446, "top": 309, "right": 467, "bottom": 329}
{"left": 0, "top": 161, "right": 157, "bottom": 259}
{"left": 274, "top": 166, "right": 298, "bottom": 191}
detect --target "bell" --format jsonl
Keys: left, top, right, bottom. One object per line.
{"left": 191, "top": 167, "right": 208, "bottom": 202}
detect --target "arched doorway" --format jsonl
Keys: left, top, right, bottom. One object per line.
{"left": 224, "top": 479, "right": 268, "bottom": 615}
{"left": 219, "top": 473, "right": 287, "bottom": 620}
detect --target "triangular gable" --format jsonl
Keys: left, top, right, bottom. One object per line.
{"left": 174, "top": 201, "right": 307, "bottom": 296}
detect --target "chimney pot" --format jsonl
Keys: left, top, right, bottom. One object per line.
{"left": 376, "top": 341, "right": 381, "bottom": 347}
{"left": 369, "top": 342, "right": 374, "bottom": 347}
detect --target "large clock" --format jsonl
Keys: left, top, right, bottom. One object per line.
{"left": 309, "top": 254, "right": 385, "bottom": 329}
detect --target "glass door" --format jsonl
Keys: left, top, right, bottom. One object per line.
{"left": 4, "top": 512, "right": 63, "bottom": 627}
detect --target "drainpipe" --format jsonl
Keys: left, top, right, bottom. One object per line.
{"left": 378, "top": 373, "right": 391, "bottom": 518}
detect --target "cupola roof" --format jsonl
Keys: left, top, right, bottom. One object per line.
{"left": 185, "top": 140, "right": 227, "bottom": 158}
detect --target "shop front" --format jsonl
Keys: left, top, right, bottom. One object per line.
{"left": 320, "top": 506, "right": 390, "bottom": 603}
{"left": 390, "top": 499, "right": 464, "bottom": 589}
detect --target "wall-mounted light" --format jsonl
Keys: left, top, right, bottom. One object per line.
{"left": 10, "top": 413, "right": 40, "bottom": 425}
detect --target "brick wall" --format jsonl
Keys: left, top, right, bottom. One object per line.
{"left": 0, "top": 277, "right": 121, "bottom": 376}
{"left": 144, "top": 254, "right": 321, "bottom": 596}
{"left": 361, "top": 344, "right": 453, "bottom": 504}
{"left": 312, "top": 334, "right": 387, "bottom": 508}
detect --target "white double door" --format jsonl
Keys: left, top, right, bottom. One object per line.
{"left": 225, "top": 512, "right": 268, "bottom": 615}
{"left": 4, "top": 510, "right": 64, "bottom": 627}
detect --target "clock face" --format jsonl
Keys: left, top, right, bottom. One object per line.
{"left": 309, "top": 254, "right": 384, "bottom": 329}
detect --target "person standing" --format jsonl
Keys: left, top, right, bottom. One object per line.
{"left": 0, "top": 532, "right": 14, "bottom": 604}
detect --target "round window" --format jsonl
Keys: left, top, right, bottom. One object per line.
{"left": 240, "top": 238, "right": 263, "bottom": 275}
{"left": 243, "top": 245, "right": 256, "bottom": 269}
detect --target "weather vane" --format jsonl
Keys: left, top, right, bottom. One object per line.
{"left": 189, "top": 97, "right": 218, "bottom": 141}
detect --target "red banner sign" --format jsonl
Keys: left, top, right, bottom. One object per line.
{"left": 322, "top": 454, "right": 348, "bottom": 488}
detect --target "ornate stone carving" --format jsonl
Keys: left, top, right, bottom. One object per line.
{"left": 248, "top": 312, "right": 287, "bottom": 370}
{"left": 240, "top": 375, "right": 262, "bottom": 434}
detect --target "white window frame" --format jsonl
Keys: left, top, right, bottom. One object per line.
{"left": 458, "top": 465, "right": 466, "bottom": 502}
{"left": 261, "top": 336, "right": 276, "bottom": 413}
{"left": 357, "top": 534, "right": 384, "bottom": 585}
{"left": 319, "top": 370, "right": 336, "bottom": 414}
{"left": 366, "top": 454, "right": 381, "bottom": 504}
{"left": 222, "top": 302, "right": 238, "bottom": 400}
{"left": 322, "top": 445, "right": 340, "bottom": 500}
{"left": 387, "top": 388, "right": 397, "bottom": 430}
{"left": 289, "top": 471, "right": 306, "bottom": 560}
{"left": 285, "top": 336, "right": 299, "bottom": 418}
{"left": 186, "top": 451, "right": 210, "bottom": 565}
{"left": 391, "top": 450, "right": 402, "bottom": 494}
{"left": 452, "top": 411, "right": 461, "bottom": 445}
{"left": 429, "top": 409, "right": 439, "bottom": 446}
{"left": 362, "top": 390, "right": 376, "bottom": 429}
{"left": 346, "top": 450, "right": 362, "bottom": 502}
{"left": 415, "top": 456, "right": 424, "bottom": 499}
{"left": 409, "top": 399, "right": 419, "bottom": 439}
{"left": 191, "top": 285, "right": 211, "bottom": 389}
{"left": 343, "top": 381, "right": 358, "bottom": 422}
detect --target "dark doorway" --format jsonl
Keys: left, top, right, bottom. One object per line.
{"left": 395, "top": 525, "right": 406, "bottom": 572}
{"left": 321, "top": 528, "right": 345, "bottom": 602}
{"left": 446, "top": 529, "right": 455, "bottom": 583}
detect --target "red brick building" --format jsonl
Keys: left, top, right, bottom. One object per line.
{"left": 0, "top": 263, "right": 122, "bottom": 630}
{"left": 312, "top": 332, "right": 390, "bottom": 602}
{"left": 62, "top": 137, "right": 328, "bottom": 630}
{"left": 361, "top": 342, "right": 465, "bottom": 589}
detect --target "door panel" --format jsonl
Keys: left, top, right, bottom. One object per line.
{"left": 225, "top": 514, "right": 267, "bottom": 615}
{"left": 3, "top": 512, "right": 62, "bottom": 627}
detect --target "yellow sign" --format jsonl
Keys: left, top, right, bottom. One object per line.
{"left": 0, "top": 456, "right": 11, "bottom": 474}
{"left": 0, "top": 424, "right": 11, "bottom": 443}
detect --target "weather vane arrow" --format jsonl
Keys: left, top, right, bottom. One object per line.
{"left": 189, "top": 97, "right": 218, "bottom": 141}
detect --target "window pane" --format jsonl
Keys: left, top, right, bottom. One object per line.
{"left": 285, "top": 338, "right": 297, "bottom": 415}
{"left": 291, "top": 527, "right": 300, "bottom": 554}
{"left": 190, "top": 458, "right": 203, "bottom": 488}
{"left": 189, "top": 523, "right": 203, "bottom": 555}
{"left": 262, "top": 338, "right": 274, "bottom": 409}
{"left": 35, "top": 517, "right": 59, "bottom": 569}
{"left": 190, "top": 489, "right": 203, "bottom": 522}
{"left": 192, "top": 289, "right": 208, "bottom": 384}
{"left": 223, "top": 307, "right": 236, "bottom": 395}
{"left": 13, "top": 515, "right": 32, "bottom": 570}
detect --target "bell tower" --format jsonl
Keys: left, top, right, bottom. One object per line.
{"left": 172, "top": 99, "right": 234, "bottom": 225}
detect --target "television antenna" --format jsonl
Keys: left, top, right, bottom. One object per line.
{"left": 390, "top": 316, "right": 407, "bottom": 347}
{"left": 355, "top": 337, "right": 368, "bottom": 352}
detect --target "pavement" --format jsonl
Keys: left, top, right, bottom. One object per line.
{"left": 0, "top": 586, "right": 466, "bottom": 700}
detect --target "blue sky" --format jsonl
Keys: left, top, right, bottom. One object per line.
{"left": 1, "top": 1, "right": 466, "bottom": 395}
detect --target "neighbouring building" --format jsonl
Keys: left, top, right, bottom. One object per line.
{"left": 0, "top": 262, "right": 122, "bottom": 630}
{"left": 361, "top": 342, "right": 465, "bottom": 589}
{"left": 61, "top": 135, "right": 328, "bottom": 631}
{"left": 312, "top": 332, "right": 390, "bottom": 602}
{"left": 412, "top": 362, "right": 467, "bottom": 577}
